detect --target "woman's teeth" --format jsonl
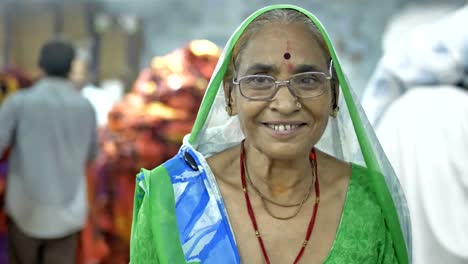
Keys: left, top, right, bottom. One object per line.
{"left": 267, "top": 124, "right": 301, "bottom": 131}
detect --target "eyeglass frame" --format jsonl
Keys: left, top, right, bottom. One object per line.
{"left": 231, "top": 60, "right": 334, "bottom": 101}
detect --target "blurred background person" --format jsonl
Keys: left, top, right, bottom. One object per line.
{"left": 364, "top": 5, "right": 468, "bottom": 264}
{"left": 361, "top": 4, "right": 467, "bottom": 126}
{"left": 0, "top": 39, "right": 98, "bottom": 264}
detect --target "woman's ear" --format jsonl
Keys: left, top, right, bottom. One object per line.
{"left": 223, "top": 81, "right": 238, "bottom": 116}
{"left": 223, "top": 58, "right": 239, "bottom": 116}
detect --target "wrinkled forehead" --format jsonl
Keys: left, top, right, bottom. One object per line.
{"left": 236, "top": 23, "right": 329, "bottom": 74}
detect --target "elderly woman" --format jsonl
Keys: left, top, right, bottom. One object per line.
{"left": 130, "top": 4, "right": 411, "bottom": 264}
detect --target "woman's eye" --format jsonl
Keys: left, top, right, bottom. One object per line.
{"left": 299, "top": 76, "right": 318, "bottom": 84}
{"left": 252, "top": 76, "right": 269, "bottom": 84}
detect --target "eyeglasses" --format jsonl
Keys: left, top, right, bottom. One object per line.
{"left": 232, "top": 61, "right": 333, "bottom": 101}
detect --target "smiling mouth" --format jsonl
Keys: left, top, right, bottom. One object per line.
{"left": 263, "top": 123, "right": 306, "bottom": 132}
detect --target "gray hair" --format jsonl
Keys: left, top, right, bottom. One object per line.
{"left": 224, "top": 9, "right": 338, "bottom": 105}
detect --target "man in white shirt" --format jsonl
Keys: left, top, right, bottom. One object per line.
{"left": 0, "top": 39, "right": 97, "bottom": 264}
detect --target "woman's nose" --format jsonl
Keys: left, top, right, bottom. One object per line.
{"left": 269, "top": 84, "right": 300, "bottom": 113}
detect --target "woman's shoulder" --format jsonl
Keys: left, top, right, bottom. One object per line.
{"left": 342, "top": 163, "right": 388, "bottom": 237}
{"left": 137, "top": 143, "right": 243, "bottom": 195}
{"left": 206, "top": 144, "right": 240, "bottom": 185}
{"left": 349, "top": 163, "right": 385, "bottom": 201}
{"left": 316, "top": 152, "right": 383, "bottom": 217}
{"left": 348, "top": 163, "right": 384, "bottom": 211}
{"left": 137, "top": 146, "right": 208, "bottom": 189}
{"left": 349, "top": 163, "right": 372, "bottom": 186}
{"left": 323, "top": 163, "right": 390, "bottom": 263}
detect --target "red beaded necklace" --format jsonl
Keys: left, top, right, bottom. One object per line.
{"left": 240, "top": 141, "right": 320, "bottom": 264}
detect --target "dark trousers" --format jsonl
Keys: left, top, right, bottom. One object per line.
{"left": 7, "top": 218, "right": 78, "bottom": 264}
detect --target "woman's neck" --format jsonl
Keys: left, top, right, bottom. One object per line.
{"left": 243, "top": 142, "right": 313, "bottom": 199}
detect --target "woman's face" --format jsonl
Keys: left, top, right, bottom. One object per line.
{"left": 230, "top": 22, "right": 334, "bottom": 158}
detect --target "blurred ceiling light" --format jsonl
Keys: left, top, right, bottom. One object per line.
{"left": 94, "top": 13, "right": 112, "bottom": 33}
{"left": 189, "top": 39, "right": 220, "bottom": 57}
{"left": 118, "top": 15, "right": 138, "bottom": 34}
